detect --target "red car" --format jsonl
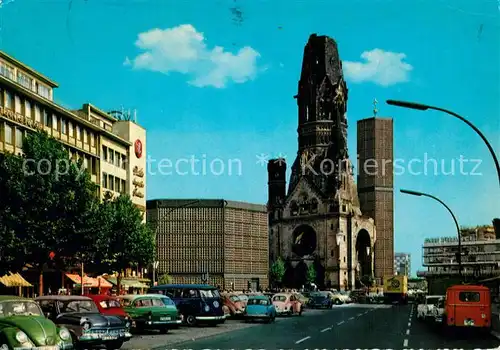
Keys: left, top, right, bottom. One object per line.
{"left": 87, "top": 294, "right": 133, "bottom": 325}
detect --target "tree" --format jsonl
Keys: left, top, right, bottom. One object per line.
{"left": 361, "top": 275, "right": 374, "bottom": 287}
{"left": 270, "top": 257, "right": 285, "bottom": 287}
{"left": 158, "top": 274, "right": 172, "bottom": 285}
{"left": 0, "top": 131, "right": 100, "bottom": 293}
{"left": 306, "top": 264, "right": 316, "bottom": 284}
{"left": 93, "top": 194, "right": 155, "bottom": 293}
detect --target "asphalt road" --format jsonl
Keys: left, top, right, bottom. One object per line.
{"left": 124, "top": 304, "right": 500, "bottom": 349}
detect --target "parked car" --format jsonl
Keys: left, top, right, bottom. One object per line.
{"left": 308, "top": 291, "right": 333, "bottom": 308}
{"left": 329, "top": 291, "right": 345, "bottom": 305}
{"left": 118, "top": 294, "right": 181, "bottom": 333}
{"left": 149, "top": 284, "right": 225, "bottom": 326}
{"left": 36, "top": 295, "right": 131, "bottom": 349}
{"left": 416, "top": 295, "right": 443, "bottom": 321}
{"left": 0, "top": 296, "right": 73, "bottom": 350}
{"left": 430, "top": 297, "right": 445, "bottom": 324}
{"left": 271, "top": 293, "right": 302, "bottom": 316}
{"left": 221, "top": 293, "right": 245, "bottom": 317}
{"left": 87, "top": 295, "right": 132, "bottom": 322}
{"left": 293, "top": 292, "right": 309, "bottom": 307}
{"left": 243, "top": 295, "right": 276, "bottom": 323}
{"left": 234, "top": 293, "right": 249, "bottom": 307}
{"left": 339, "top": 291, "right": 352, "bottom": 303}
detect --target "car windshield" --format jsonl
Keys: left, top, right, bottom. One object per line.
{"left": 238, "top": 295, "right": 248, "bottom": 302}
{"left": 248, "top": 298, "right": 269, "bottom": 305}
{"left": 199, "top": 289, "right": 220, "bottom": 298}
{"left": 57, "top": 300, "right": 98, "bottom": 313}
{"left": 273, "top": 295, "right": 287, "bottom": 302}
{"left": 0, "top": 301, "right": 43, "bottom": 317}
{"left": 229, "top": 295, "right": 240, "bottom": 302}
{"left": 161, "top": 297, "right": 175, "bottom": 306}
{"left": 99, "top": 299, "right": 121, "bottom": 309}
{"left": 426, "top": 297, "right": 441, "bottom": 305}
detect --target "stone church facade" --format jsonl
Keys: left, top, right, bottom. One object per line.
{"left": 267, "top": 34, "right": 376, "bottom": 290}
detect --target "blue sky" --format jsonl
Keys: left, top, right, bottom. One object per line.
{"left": 1, "top": 0, "right": 499, "bottom": 275}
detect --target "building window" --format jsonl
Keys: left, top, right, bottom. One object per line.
{"left": 83, "top": 157, "right": 88, "bottom": 169}
{"left": 4, "top": 124, "right": 12, "bottom": 144}
{"left": 76, "top": 126, "right": 81, "bottom": 140}
{"left": 68, "top": 122, "right": 73, "bottom": 137}
{"left": 109, "top": 175, "right": 114, "bottom": 191}
{"left": 37, "top": 83, "right": 50, "bottom": 99}
{"left": 102, "top": 146, "right": 108, "bottom": 161}
{"left": 52, "top": 115, "right": 58, "bottom": 130}
{"left": 121, "top": 155, "right": 127, "bottom": 169}
{"left": 4, "top": 91, "right": 12, "bottom": 109}
{"left": 109, "top": 150, "right": 114, "bottom": 164}
{"left": 15, "top": 128, "right": 23, "bottom": 148}
{"left": 42, "top": 110, "right": 49, "bottom": 126}
{"left": 121, "top": 179, "right": 126, "bottom": 193}
{"left": 115, "top": 177, "right": 120, "bottom": 192}
{"left": 61, "top": 119, "right": 66, "bottom": 134}
{"left": 0, "top": 62, "right": 14, "bottom": 80}
{"left": 102, "top": 172, "right": 108, "bottom": 188}
{"left": 14, "top": 95, "right": 21, "bottom": 113}
{"left": 83, "top": 130, "right": 87, "bottom": 143}
{"left": 89, "top": 132, "right": 94, "bottom": 146}
{"left": 17, "top": 71, "right": 33, "bottom": 90}
{"left": 115, "top": 151, "right": 120, "bottom": 167}
{"left": 25, "top": 100, "right": 31, "bottom": 118}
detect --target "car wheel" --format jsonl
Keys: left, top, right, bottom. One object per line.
{"left": 106, "top": 340, "right": 124, "bottom": 349}
{"left": 0, "top": 344, "right": 9, "bottom": 350}
{"left": 335, "top": 299, "right": 341, "bottom": 305}
{"left": 185, "top": 314, "right": 196, "bottom": 326}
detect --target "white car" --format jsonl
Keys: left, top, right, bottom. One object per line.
{"left": 429, "top": 297, "right": 445, "bottom": 323}
{"left": 417, "top": 295, "right": 443, "bottom": 320}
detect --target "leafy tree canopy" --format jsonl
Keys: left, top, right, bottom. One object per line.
{"left": 270, "top": 257, "right": 285, "bottom": 284}
{"left": 158, "top": 273, "right": 172, "bottom": 285}
{"left": 0, "top": 131, "right": 99, "bottom": 273}
{"left": 306, "top": 263, "right": 316, "bottom": 283}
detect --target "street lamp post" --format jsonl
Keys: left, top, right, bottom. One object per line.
{"left": 400, "top": 189, "right": 463, "bottom": 280}
{"left": 386, "top": 100, "right": 500, "bottom": 186}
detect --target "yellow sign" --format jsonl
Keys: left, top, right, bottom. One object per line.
{"left": 0, "top": 106, "right": 43, "bottom": 130}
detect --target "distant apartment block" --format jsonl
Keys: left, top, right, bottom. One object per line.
{"left": 394, "top": 252, "right": 411, "bottom": 276}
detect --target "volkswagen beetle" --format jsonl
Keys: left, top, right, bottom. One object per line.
{"left": 0, "top": 296, "right": 73, "bottom": 350}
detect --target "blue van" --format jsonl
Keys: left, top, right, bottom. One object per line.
{"left": 148, "top": 284, "right": 225, "bottom": 326}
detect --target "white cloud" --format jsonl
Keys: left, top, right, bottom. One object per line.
{"left": 126, "top": 24, "right": 261, "bottom": 88}
{"left": 343, "top": 49, "right": 412, "bottom": 86}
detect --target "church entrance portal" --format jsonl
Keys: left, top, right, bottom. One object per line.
{"left": 355, "top": 229, "right": 372, "bottom": 287}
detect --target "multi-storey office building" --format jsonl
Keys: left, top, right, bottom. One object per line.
{"left": 417, "top": 226, "right": 499, "bottom": 294}
{"left": 147, "top": 199, "right": 268, "bottom": 290}
{"left": 0, "top": 51, "right": 146, "bottom": 218}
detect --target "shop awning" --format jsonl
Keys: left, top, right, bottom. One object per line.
{"left": 105, "top": 277, "right": 149, "bottom": 289}
{"left": 65, "top": 274, "right": 112, "bottom": 288}
{"left": 0, "top": 272, "right": 32, "bottom": 287}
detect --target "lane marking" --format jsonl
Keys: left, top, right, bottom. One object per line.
{"left": 295, "top": 336, "right": 311, "bottom": 344}
{"left": 357, "top": 313, "right": 363, "bottom": 317}
{"left": 348, "top": 317, "right": 354, "bottom": 320}
{"left": 406, "top": 329, "right": 410, "bottom": 335}
{"left": 337, "top": 321, "right": 345, "bottom": 325}
{"left": 408, "top": 322, "right": 411, "bottom": 327}
{"left": 364, "top": 311, "right": 369, "bottom": 314}
{"left": 403, "top": 339, "right": 408, "bottom": 347}
{"left": 320, "top": 327, "right": 332, "bottom": 332}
